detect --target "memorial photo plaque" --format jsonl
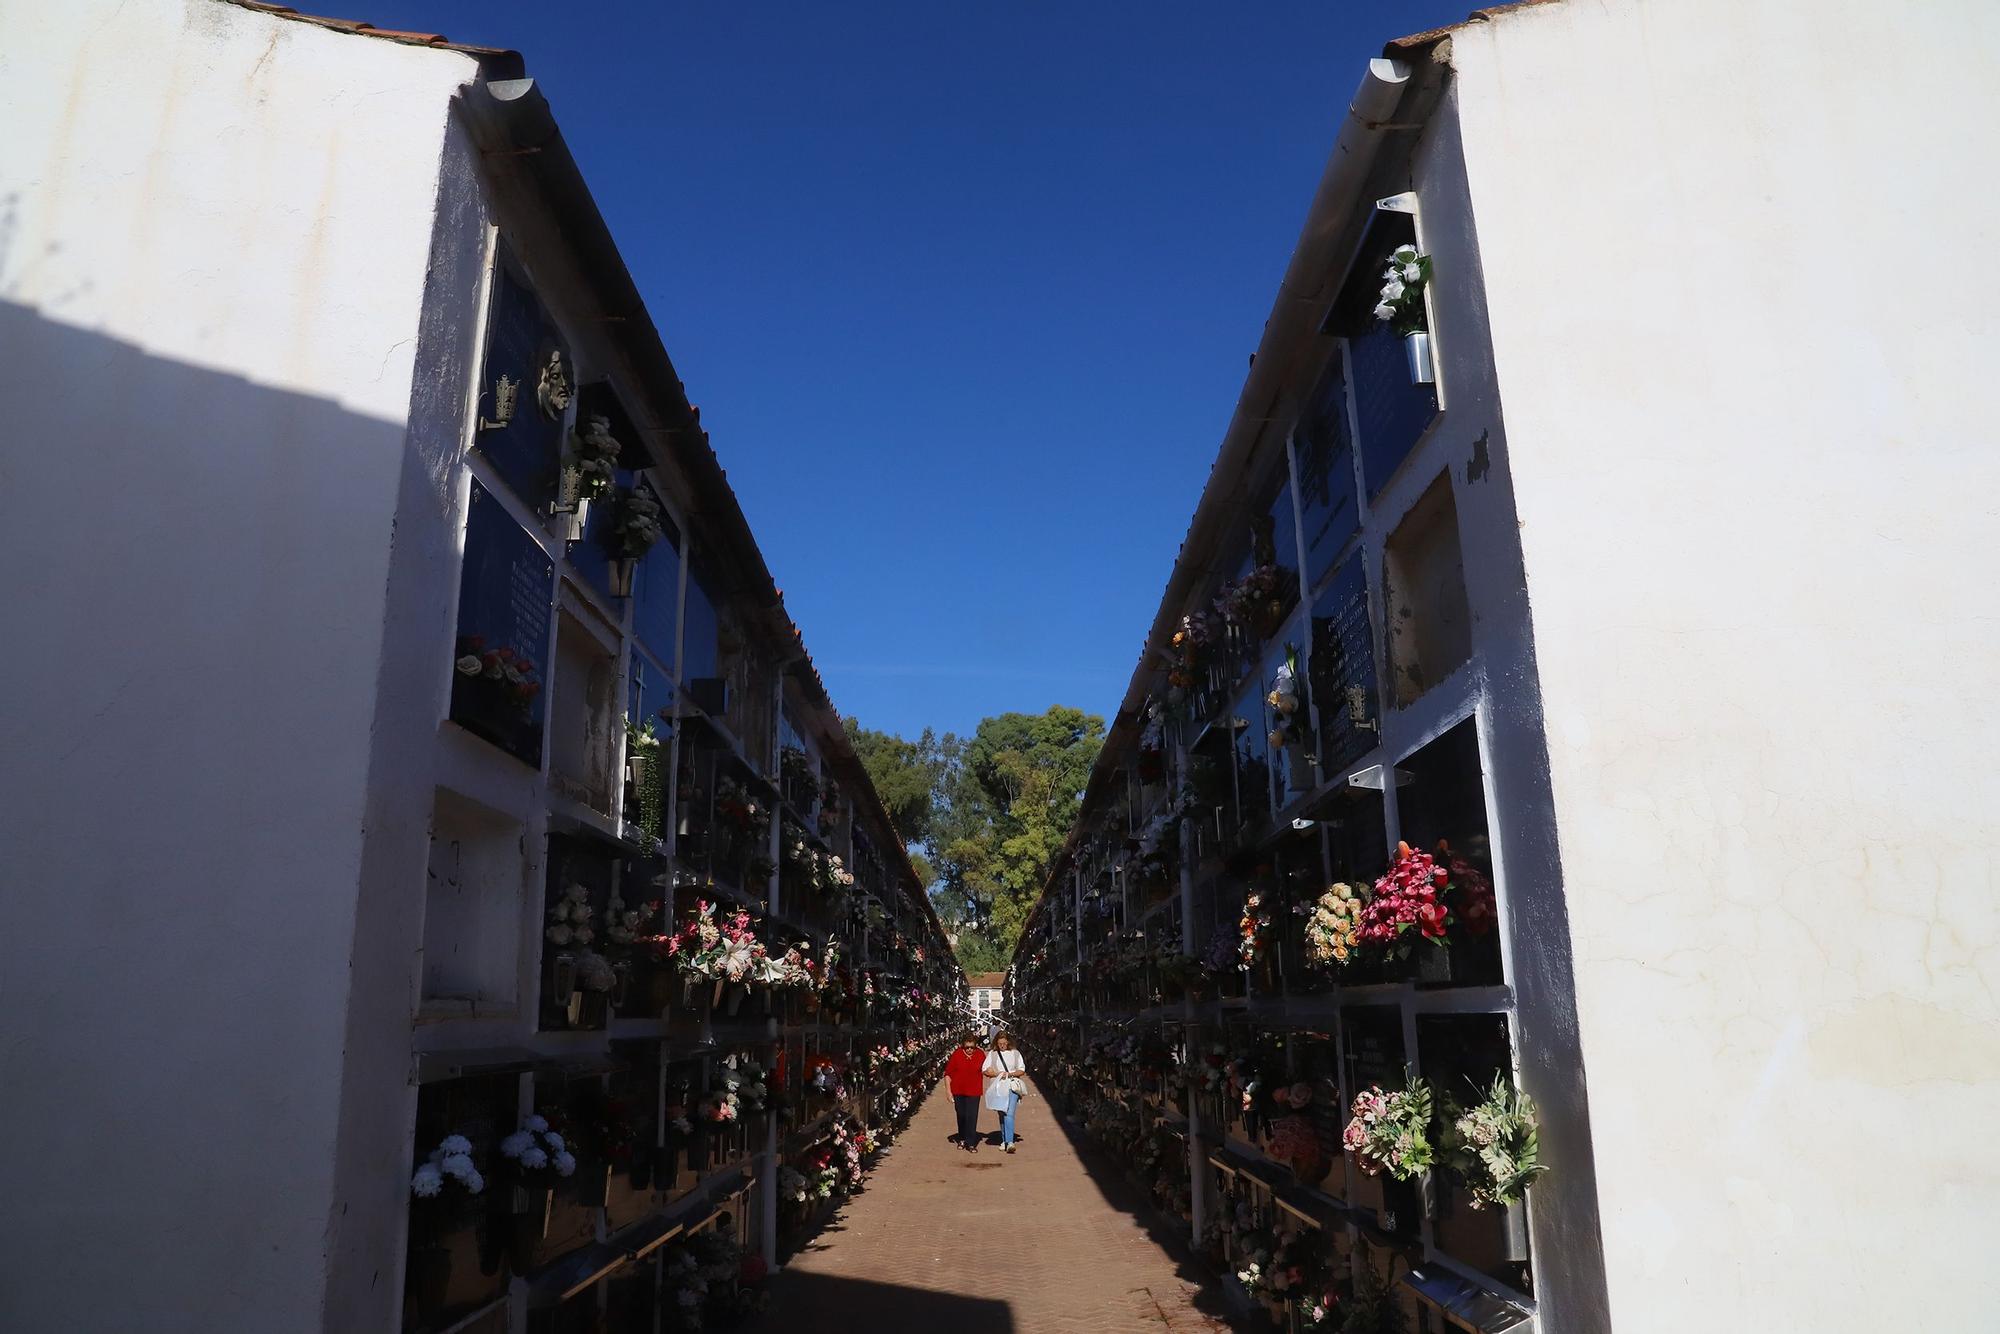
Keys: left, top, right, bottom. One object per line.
{"left": 450, "top": 479, "right": 554, "bottom": 768}
{"left": 1309, "top": 553, "right": 1380, "bottom": 776}
{"left": 474, "top": 251, "right": 569, "bottom": 513}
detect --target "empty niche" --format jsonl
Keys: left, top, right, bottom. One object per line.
{"left": 1382, "top": 473, "right": 1471, "bottom": 707}
{"left": 549, "top": 606, "right": 620, "bottom": 813}
{"left": 422, "top": 788, "right": 527, "bottom": 1011}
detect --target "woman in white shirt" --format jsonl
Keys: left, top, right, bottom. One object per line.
{"left": 982, "top": 1033, "right": 1028, "bottom": 1153}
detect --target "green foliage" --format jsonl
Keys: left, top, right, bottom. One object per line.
{"left": 949, "top": 929, "right": 1011, "bottom": 974}
{"left": 842, "top": 719, "right": 949, "bottom": 846}
{"left": 843, "top": 705, "right": 1104, "bottom": 957}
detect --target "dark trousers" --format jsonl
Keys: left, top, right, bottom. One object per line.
{"left": 953, "top": 1094, "right": 981, "bottom": 1145}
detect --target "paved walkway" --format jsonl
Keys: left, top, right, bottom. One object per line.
{"left": 760, "top": 1080, "right": 1235, "bottom": 1333}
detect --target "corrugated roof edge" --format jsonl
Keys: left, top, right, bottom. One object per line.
{"left": 217, "top": 0, "right": 526, "bottom": 74}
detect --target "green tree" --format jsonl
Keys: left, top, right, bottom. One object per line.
{"left": 844, "top": 705, "right": 1103, "bottom": 959}
{"left": 934, "top": 706, "right": 1104, "bottom": 953}
{"left": 949, "top": 929, "right": 1011, "bottom": 974}
{"left": 842, "top": 719, "right": 949, "bottom": 845}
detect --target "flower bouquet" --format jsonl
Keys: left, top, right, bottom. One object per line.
{"left": 453, "top": 635, "right": 542, "bottom": 721}
{"left": 1440, "top": 1074, "right": 1543, "bottom": 1209}
{"left": 1302, "top": 882, "right": 1364, "bottom": 972}
{"left": 1357, "top": 843, "right": 1454, "bottom": 970}
{"left": 1238, "top": 890, "right": 1276, "bottom": 985}
{"left": 498, "top": 1114, "right": 575, "bottom": 1263}
{"left": 1266, "top": 649, "right": 1304, "bottom": 751}
{"left": 411, "top": 1131, "right": 486, "bottom": 1205}
{"left": 625, "top": 718, "right": 668, "bottom": 840}
{"left": 1373, "top": 242, "right": 1435, "bottom": 383}
{"left": 407, "top": 1131, "right": 485, "bottom": 1314}
{"left": 1218, "top": 563, "right": 1285, "bottom": 640}
{"left": 657, "top": 899, "right": 770, "bottom": 1013}
{"left": 1342, "top": 1079, "right": 1435, "bottom": 1181}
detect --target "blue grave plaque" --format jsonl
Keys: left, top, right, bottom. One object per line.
{"left": 473, "top": 254, "right": 570, "bottom": 514}
{"left": 450, "top": 478, "right": 554, "bottom": 768}
{"left": 1309, "top": 554, "right": 1380, "bottom": 775}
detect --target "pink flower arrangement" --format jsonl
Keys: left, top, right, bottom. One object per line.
{"left": 1356, "top": 842, "right": 1454, "bottom": 958}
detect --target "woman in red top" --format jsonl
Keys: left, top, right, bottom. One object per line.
{"left": 945, "top": 1033, "right": 988, "bottom": 1151}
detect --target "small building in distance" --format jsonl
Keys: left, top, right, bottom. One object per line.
{"left": 966, "top": 973, "right": 1006, "bottom": 1030}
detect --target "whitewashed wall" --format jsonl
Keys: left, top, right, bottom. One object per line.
{"left": 1447, "top": 2, "right": 2000, "bottom": 1328}
{"left": 0, "top": 2, "right": 479, "bottom": 1329}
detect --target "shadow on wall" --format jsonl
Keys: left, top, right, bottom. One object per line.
{"left": 0, "top": 299, "right": 422, "bottom": 1333}
{"left": 757, "top": 1270, "right": 1015, "bottom": 1334}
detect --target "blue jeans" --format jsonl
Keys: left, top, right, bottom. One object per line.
{"left": 999, "top": 1090, "right": 1019, "bottom": 1146}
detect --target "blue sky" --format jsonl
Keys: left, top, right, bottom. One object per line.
{"left": 371, "top": 0, "right": 1469, "bottom": 739}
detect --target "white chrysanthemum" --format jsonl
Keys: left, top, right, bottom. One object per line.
{"left": 543, "top": 1132, "right": 565, "bottom": 1153}
{"left": 500, "top": 1131, "right": 533, "bottom": 1158}
{"left": 440, "top": 1152, "right": 477, "bottom": 1181}
{"left": 553, "top": 1151, "right": 577, "bottom": 1177}
{"left": 439, "top": 1134, "right": 472, "bottom": 1156}
{"left": 564, "top": 884, "right": 588, "bottom": 903}
{"left": 546, "top": 924, "right": 573, "bottom": 946}
{"left": 1393, "top": 244, "right": 1418, "bottom": 262}
{"left": 519, "top": 1146, "right": 549, "bottom": 1171}
{"left": 525, "top": 1115, "right": 549, "bottom": 1132}
{"left": 462, "top": 1168, "right": 485, "bottom": 1194}
{"left": 1402, "top": 263, "right": 1423, "bottom": 283}
{"left": 411, "top": 1164, "right": 444, "bottom": 1197}
{"left": 455, "top": 655, "right": 483, "bottom": 676}
{"left": 1382, "top": 279, "right": 1405, "bottom": 301}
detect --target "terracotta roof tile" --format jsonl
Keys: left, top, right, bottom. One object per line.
{"left": 220, "top": 0, "right": 520, "bottom": 63}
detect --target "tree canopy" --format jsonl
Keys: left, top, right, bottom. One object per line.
{"left": 843, "top": 705, "right": 1104, "bottom": 966}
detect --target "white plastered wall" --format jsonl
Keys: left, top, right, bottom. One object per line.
{"left": 0, "top": 1, "right": 479, "bottom": 1328}
{"left": 1447, "top": 2, "right": 2000, "bottom": 1328}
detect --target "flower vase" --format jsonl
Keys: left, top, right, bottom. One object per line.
{"left": 628, "top": 1154, "right": 653, "bottom": 1191}
{"left": 1503, "top": 1200, "right": 1531, "bottom": 1263}
{"left": 507, "top": 1184, "right": 553, "bottom": 1271}
{"left": 1404, "top": 329, "right": 1435, "bottom": 384}
{"left": 726, "top": 983, "right": 748, "bottom": 1016}
{"left": 632, "top": 749, "right": 668, "bottom": 840}
{"left": 578, "top": 1162, "right": 612, "bottom": 1207}
{"left": 407, "top": 1244, "right": 452, "bottom": 1320}
{"left": 1415, "top": 944, "right": 1452, "bottom": 986}
{"left": 607, "top": 557, "right": 636, "bottom": 599}
{"left": 1378, "top": 1175, "right": 1420, "bottom": 1237}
